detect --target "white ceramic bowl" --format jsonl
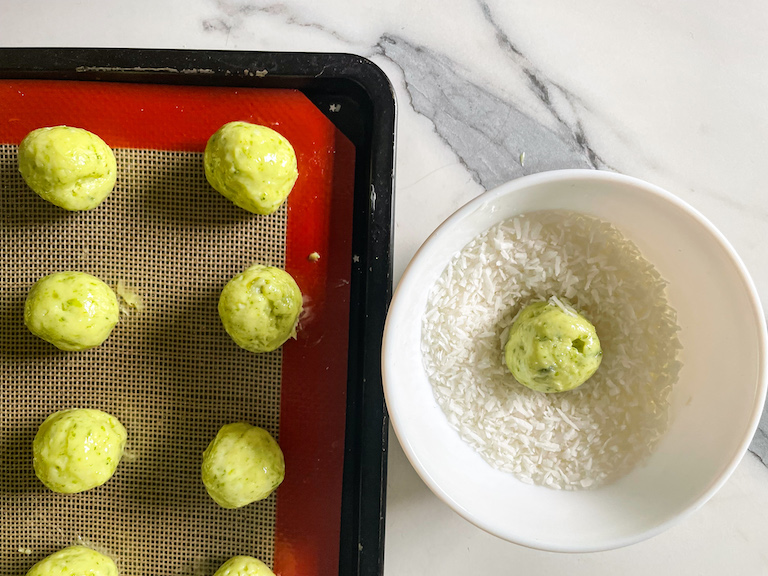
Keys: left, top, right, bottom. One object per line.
{"left": 383, "top": 169, "right": 767, "bottom": 552}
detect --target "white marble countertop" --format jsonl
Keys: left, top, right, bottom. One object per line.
{"left": 3, "top": 1, "right": 768, "bottom": 574}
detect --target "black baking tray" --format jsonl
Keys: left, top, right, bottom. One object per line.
{"left": 0, "top": 48, "right": 395, "bottom": 576}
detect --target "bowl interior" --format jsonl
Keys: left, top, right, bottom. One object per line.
{"left": 383, "top": 170, "right": 766, "bottom": 551}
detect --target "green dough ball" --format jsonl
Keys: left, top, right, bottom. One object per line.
{"left": 202, "top": 422, "right": 285, "bottom": 509}
{"left": 26, "top": 546, "right": 118, "bottom": 576}
{"left": 18, "top": 126, "right": 117, "bottom": 211}
{"left": 213, "top": 556, "right": 275, "bottom": 576}
{"left": 33, "top": 409, "right": 127, "bottom": 494}
{"left": 504, "top": 301, "right": 602, "bottom": 393}
{"left": 218, "top": 265, "right": 302, "bottom": 353}
{"left": 204, "top": 121, "right": 298, "bottom": 215}
{"left": 25, "top": 271, "right": 120, "bottom": 351}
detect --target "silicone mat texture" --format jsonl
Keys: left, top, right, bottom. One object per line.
{"left": 0, "top": 80, "right": 355, "bottom": 576}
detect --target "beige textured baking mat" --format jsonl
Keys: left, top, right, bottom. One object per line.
{"left": 0, "top": 145, "right": 285, "bottom": 575}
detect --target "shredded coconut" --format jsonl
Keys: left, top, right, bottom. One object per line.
{"left": 421, "top": 211, "right": 681, "bottom": 490}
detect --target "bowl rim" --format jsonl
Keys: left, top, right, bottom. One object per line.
{"left": 382, "top": 168, "right": 768, "bottom": 552}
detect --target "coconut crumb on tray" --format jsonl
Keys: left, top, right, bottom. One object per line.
{"left": 115, "top": 280, "right": 144, "bottom": 314}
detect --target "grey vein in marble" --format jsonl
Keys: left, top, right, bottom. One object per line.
{"left": 750, "top": 404, "right": 768, "bottom": 465}
{"left": 202, "top": 0, "right": 351, "bottom": 44}
{"left": 376, "top": 35, "right": 602, "bottom": 190}
{"left": 479, "top": 0, "right": 607, "bottom": 169}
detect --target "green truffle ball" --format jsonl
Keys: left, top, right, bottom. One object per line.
{"left": 25, "top": 272, "right": 120, "bottom": 351}
{"left": 26, "top": 546, "right": 118, "bottom": 576}
{"left": 504, "top": 301, "right": 602, "bottom": 393}
{"left": 204, "top": 121, "right": 298, "bottom": 215}
{"left": 18, "top": 126, "right": 117, "bottom": 211}
{"left": 213, "top": 556, "right": 275, "bottom": 576}
{"left": 202, "top": 422, "right": 285, "bottom": 509}
{"left": 33, "top": 409, "right": 127, "bottom": 494}
{"left": 218, "top": 264, "right": 302, "bottom": 353}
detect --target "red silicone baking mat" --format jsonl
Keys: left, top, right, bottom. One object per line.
{"left": 0, "top": 79, "right": 355, "bottom": 576}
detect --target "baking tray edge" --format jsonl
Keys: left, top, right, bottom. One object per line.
{"left": 0, "top": 47, "right": 396, "bottom": 576}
